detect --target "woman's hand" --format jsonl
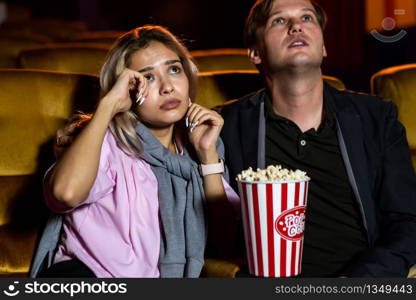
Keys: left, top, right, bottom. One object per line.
{"left": 186, "top": 103, "right": 224, "bottom": 164}
{"left": 101, "top": 68, "right": 148, "bottom": 117}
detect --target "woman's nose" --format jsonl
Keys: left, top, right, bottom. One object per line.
{"left": 160, "top": 78, "right": 174, "bottom": 95}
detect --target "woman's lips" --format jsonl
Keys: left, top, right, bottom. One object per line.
{"left": 160, "top": 99, "right": 181, "bottom": 110}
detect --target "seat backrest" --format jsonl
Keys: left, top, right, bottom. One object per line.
{"left": 0, "top": 69, "right": 100, "bottom": 227}
{"left": 323, "top": 75, "right": 346, "bottom": 91}
{"left": 1, "top": 19, "right": 87, "bottom": 41}
{"left": 19, "top": 43, "right": 110, "bottom": 75}
{"left": 69, "top": 30, "right": 126, "bottom": 46}
{"left": 191, "top": 49, "right": 256, "bottom": 72}
{"left": 196, "top": 71, "right": 262, "bottom": 108}
{"left": 371, "top": 64, "right": 416, "bottom": 151}
{"left": 0, "top": 69, "right": 100, "bottom": 276}
{"left": 0, "top": 34, "right": 50, "bottom": 68}
{"left": 196, "top": 70, "right": 346, "bottom": 109}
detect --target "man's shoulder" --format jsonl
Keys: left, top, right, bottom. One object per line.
{"left": 218, "top": 89, "right": 265, "bottom": 114}
{"left": 328, "top": 85, "right": 394, "bottom": 114}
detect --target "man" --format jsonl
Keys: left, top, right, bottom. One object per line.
{"left": 220, "top": 0, "right": 416, "bottom": 277}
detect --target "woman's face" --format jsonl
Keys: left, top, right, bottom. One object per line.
{"left": 128, "top": 41, "right": 190, "bottom": 128}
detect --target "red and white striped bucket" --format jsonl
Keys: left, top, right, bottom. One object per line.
{"left": 237, "top": 179, "right": 310, "bottom": 277}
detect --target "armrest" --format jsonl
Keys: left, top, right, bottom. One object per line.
{"left": 408, "top": 265, "right": 416, "bottom": 278}
{"left": 201, "top": 257, "right": 245, "bottom": 278}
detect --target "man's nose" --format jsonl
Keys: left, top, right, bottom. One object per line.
{"left": 288, "top": 19, "right": 303, "bottom": 34}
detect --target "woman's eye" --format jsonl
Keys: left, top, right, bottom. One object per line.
{"left": 272, "top": 17, "right": 285, "bottom": 25}
{"left": 169, "top": 66, "right": 181, "bottom": 74}
{"left": 144, "top": 74, "right": 154, "bottom": 81}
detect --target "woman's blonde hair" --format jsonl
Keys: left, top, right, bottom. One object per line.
{"left": 99, "top": 25, "right": 198, "bottom": 157}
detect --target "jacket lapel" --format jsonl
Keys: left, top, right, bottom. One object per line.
{"left": 239, "top": 92, "right": 263, "bottom": 170}
{"left": 329, "top": 86, "right": 375, "bottom": 243}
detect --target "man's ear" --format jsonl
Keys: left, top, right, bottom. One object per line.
{"left": 323, "top": 44, "right": 327, "bottom": 58}
{"left": 248, "top": 47, "right": 262, "bottom": 65}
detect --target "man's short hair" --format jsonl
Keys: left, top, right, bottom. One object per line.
{"left": 244, "top": 0, "right": 327, "bottom": 47}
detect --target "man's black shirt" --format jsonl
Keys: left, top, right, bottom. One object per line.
{"left": 265, "top": 91, "right": 368, "bottom": 277}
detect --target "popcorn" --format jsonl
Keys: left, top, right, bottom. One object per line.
{"left": 236, "top": 165, "right": 309, "bottom": 182}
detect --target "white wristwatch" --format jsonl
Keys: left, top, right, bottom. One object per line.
{"left": 199, "top": 159, "right": 225, "bottom": 176}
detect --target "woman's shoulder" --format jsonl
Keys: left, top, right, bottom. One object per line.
{"left": 101, "top": 129, "right": 137, "bottom": 164}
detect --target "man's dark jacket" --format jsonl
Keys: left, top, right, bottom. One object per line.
{"left": 220, "top": 83, "right": 416, "bottom": 277}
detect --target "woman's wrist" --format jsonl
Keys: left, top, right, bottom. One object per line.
{"left": 197, "top": 150, "right": 219, "bottom": 165}
{"left": 97, "top": 96, "right": 121, "bottom": 120}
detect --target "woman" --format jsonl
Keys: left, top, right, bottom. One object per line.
{"left": 30, "top": 25, "right": 239, "bottom": 278}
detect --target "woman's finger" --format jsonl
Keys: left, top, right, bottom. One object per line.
{"left": 128, "top": 70, "right": 147, "bottom": 104}
{"left": 187, "top": 104, "right": 204, "bottom": 124}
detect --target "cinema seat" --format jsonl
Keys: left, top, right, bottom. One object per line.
{"left": 371, "top": 64, "right": 416, "bottom": 169}
{"left": 18, "top": 44, "right": 110, "bottom": 75}
{"left": 191, "top": 48, "right": 256, "bottom": 72}
{"left": 0, "top": 19, "right": 87, "bottom": 41}
{"left": 195, "top": 70, "right": 346, "bottom": 109}
{"left": 69, "top": 30, "right": 126, "bottom": 46}
{"left": 0, "top": 33, "right": 51, "bottom": 68}
{"left": 0, "top": 69, "right": 100, "bottom": 277}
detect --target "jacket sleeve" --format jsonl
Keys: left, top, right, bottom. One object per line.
{"left": 343, "top": 101, "right": 416, "bottom": 277}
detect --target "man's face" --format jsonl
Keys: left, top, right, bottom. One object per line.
{"left": 250, "top": 0, "right": 327, "bottom": 74}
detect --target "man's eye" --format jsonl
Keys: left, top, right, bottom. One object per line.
{"left": 272, "top": 17, "right": 285, "bottom": 25}
{"left": 302, "top": 15, "right": 313, "bottom": 22}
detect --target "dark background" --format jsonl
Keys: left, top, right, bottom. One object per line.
{"left": 5, "top": 0, "right": 416, "bottom": 93}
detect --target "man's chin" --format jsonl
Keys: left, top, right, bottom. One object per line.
{"left": 275, "top": 58, "right": 322, "bottom": 73}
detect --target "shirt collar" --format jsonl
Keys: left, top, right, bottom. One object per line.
{"left": 264, "top": 87, "right": 336, "bottom": 128}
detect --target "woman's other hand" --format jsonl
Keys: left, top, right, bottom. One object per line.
{"left": 186, "top": 103, "right": 224, "bottom": 164}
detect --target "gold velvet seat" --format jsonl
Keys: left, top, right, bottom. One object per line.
{"left": 371, "top": 64, "right": 416, "bottom": 169}
{"left": 18, "top": 43, "right": 110, "bottom": 75}
{"left": 195, "top": 70, "right": 346, "bottom": 109}
{"left": 0, "top": 69, "right": 100, "bottom": 277}
{"left": 0, "top": 19, "right": 87, "bottom": 41}
{"left": 191, "top": 48, "right": 256, "bottom": 72}
{"left": 196, "top": 70, "right": 262, "bottom": 108}
{"left": 0, "top": 34, "right": 51, "bottom": 68}
{"left": 69, "top": 31, "right": 127, "bottom": 46}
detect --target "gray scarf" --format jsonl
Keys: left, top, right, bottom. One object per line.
{"left": 133, "top": 122, "right": 226, "bottom": 278}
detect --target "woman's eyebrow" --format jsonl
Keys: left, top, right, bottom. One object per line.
{"left": 165, "top": 59, "right": 181, "bottom": 65}
{"left": 138, "top": 59, "right": 181, "bottom": 73}
{"left": 138, "top": 66, "right": 153, "bottom": 73}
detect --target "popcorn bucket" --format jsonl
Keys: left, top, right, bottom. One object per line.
{"left": 237, "top": 179, "right": 310, "bottom": 277}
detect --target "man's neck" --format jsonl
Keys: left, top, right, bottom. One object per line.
{"left": 265, "top": 69, "right": 324, "bottom": 133}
